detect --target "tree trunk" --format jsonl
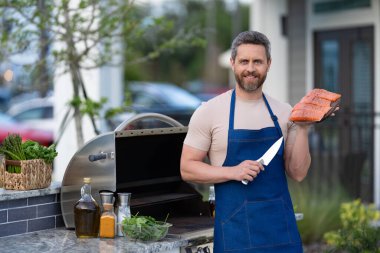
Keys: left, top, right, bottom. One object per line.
{"left": 37, "top": 0, "right": 50, "bottom": 97}
{"left": 69, "top": 62, "right": 84, "bottom": 147}
{"left": 63, "top": 3, "right": 84, "bottom": 147}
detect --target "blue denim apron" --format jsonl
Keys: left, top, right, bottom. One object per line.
{"left": 213, "top": 90, "right": 303, "bottom": 252}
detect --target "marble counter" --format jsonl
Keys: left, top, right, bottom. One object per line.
{"left": 0, "top": 181, "right": 61, "bottom": 201}
{"left": 0, "top": 227, "right": 188, "bottom": 253}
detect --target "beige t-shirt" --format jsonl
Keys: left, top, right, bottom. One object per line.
{"left": 184, "top": 89, "right": 297, "bottom": 166}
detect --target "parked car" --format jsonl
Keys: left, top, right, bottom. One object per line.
{"left": 7, "top": 96, "right": 54, "bottom": 132}
{"left": 108, "top": 82, "right": 202, "bottom": 130}
{"left": 185, "top": 80, "right": 230, "bottom": 101}
{"left": 0, "top": 112, "right": 53, "bottom": 146}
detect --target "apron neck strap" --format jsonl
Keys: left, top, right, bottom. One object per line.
{"left": 262, "top": 93, "right": 283, "bottom": 136}
{"left": 229, "top": 89, "right": 237, "bottom": 130}
{"left": 229, "top": 90, "right": 283, "bottom": 136}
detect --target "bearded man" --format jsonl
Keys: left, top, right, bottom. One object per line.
{"left": 180, "top": 30, "right": 310, "bottom": 253}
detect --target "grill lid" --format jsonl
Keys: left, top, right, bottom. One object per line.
{"left": 115, "top": 127, "right": 187, "bottom": 190}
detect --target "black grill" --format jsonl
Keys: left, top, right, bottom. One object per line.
{"left": 115, "top": 128, "right": 213, "bottom": 234}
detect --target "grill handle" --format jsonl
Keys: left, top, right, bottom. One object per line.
{"left": 114, "top": 112, "right": 184, "bottom": 131}
{"left": 88, "top": 152, "right": 115, "bottom": 162}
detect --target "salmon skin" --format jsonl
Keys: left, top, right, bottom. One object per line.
{"left": 290, "top": 88, "right": 341, "bottom": 122}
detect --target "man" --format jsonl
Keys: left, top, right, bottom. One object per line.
{"left": 180, "top": 31, "right": 309, "bottom": 252}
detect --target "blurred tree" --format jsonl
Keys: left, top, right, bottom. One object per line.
{"left": 0, "top": 0, "right": 205, "bottom": 146}
{"left": 124, "top": 0, "right": 249, "bottom": 89}
{"left": 34, "top": 0, "right": 51, "bottom": 97}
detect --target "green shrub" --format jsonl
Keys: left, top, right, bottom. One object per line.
{"left": 289, "top": 180, "right": 348, "bottom": 244}
{"left": 324, "top": 199, "right": 380, "bottom": 253}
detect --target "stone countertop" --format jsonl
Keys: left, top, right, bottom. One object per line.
{"left": 0, "top": 227, "right": 188, "bottom": 253}
{"left": 0, "top": 181, "right": 61, "bottom": 201}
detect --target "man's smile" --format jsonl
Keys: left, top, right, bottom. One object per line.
{"left": 243, "top": 74, "right": 259, "bottom": 82}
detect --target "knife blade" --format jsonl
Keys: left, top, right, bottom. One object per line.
{"left": 242, "top": 136, "right": 284, "bottom": 185}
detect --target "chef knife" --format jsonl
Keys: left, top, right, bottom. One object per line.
{"left": 242, "top": 136, "right": 284, "bottom": 185}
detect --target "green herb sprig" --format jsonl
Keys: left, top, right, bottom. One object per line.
{"left": 121, "top": 213, "right": 171, "bottom": 241}
{"left": 22, "top": 140, "right": 58, "bottom": 164}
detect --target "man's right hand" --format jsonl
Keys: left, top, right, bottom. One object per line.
{"left": 232, "top": 160, "right": 264, "bottom": 183}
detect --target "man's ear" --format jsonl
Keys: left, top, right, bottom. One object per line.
{"left": 267, "top": 59, "right": 272, "bottom": 72}
{"left": 230, "top": 57, "right": 235, "bottom": 70}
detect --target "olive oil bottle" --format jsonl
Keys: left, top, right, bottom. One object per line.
{"left": 74, "top": 177, "right": 100, "bottom": 238}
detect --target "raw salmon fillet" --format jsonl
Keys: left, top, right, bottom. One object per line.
{"left": 289, "top": 88, "right": 341, "bottom": 122}
{"left": 290, "top": 109, "right": 325, "bottom": 122}
{"left": 311, "top": 88, "right": 341, "bottom": 102}
{"left": 292, "top": 103, "right": 331, "bottom": 114}
{"left": 300, "top": 95, "right": 332, "bottom": 107}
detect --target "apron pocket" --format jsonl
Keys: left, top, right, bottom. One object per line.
{"left": 247, "top": 198, "right": 291, "bottom": 248}
{"left": 221, "top": 203, "right": 250, "bottom": 251}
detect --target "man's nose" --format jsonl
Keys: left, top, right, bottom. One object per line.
{"left": 247, "top": 62, "right": 256, "bottom": 72}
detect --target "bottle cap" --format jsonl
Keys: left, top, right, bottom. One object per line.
{"left": 83, "top": 177, "right": 91, "bottom": 184}
{"left": 100, "top": 192, "right": 115, "bottom": 206}
{"left": 117, "top": 192, "right": 131, "bottom": 205}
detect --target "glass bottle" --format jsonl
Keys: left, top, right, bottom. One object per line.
{"left": 74, "top": 177, "right": 100, "bottom": 238}
{"left": 116, "top": 192, "right": 131, "bottom": 236}
{"left": 99, "top": 203, "right": 116, "bottom": 238}
{"left": 209, "top": 185, "right": 215, "bottom": 218}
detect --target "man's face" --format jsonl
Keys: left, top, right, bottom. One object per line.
{"left": 230, "top": 44, "right": 271, "bottom": 93}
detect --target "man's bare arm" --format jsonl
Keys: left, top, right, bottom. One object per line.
{"left": 180, "top": 144, "right": 264, "bottom": 184}
{"left": 284, "top": 124, "right": 311, "bottom": 182}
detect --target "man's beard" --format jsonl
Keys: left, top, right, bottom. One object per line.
{"left": 235, "top": 71, "right": 267, "bottom": 92}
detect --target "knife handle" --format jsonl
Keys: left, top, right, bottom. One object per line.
{"left": 241, "top": 159, "right": 264, "bottom": 185}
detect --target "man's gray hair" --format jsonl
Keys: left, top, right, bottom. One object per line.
{"left": 230, "top": 31, "right": 271, "bottom": 61}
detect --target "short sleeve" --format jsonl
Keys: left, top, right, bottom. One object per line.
{"left": 184, "top": 103, "right": 212, "bottom": 152}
